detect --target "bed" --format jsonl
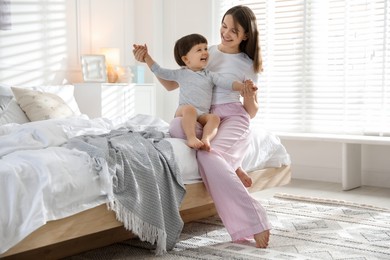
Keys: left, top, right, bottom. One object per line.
{"left": 0, "top": 84, "right": 291, "bottom": 259}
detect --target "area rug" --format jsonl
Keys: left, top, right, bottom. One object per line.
{"left": 65, "top": 193, "right": 390, "bottom": 259}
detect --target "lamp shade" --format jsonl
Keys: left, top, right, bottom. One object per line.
{"left": 100, "top": 48, "right": 120, "bottom": 66}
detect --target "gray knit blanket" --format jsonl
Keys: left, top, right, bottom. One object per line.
{"left": 64, "top": 127, "right": 186, "bottom": 255}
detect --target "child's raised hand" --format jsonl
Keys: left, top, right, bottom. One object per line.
{"left": 132, "top": 44, "right": 148, "bottom": 62}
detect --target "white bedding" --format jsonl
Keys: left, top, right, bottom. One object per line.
{"left": 0, "top": 114, "right": 290, "bottom": 254}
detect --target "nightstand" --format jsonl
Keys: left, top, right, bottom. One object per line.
{"left": 74, "top": 83, "right": 156, "bottom": 119}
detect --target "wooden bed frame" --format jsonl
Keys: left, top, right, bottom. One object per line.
{"left": 1, "top": 165, "right": 291, "bottom": 259}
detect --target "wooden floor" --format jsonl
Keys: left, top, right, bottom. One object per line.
{"left": 253, "top": 178, "right": 390, "bottom": 208}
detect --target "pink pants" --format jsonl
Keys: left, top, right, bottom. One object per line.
{"left": 169, "top": 102, "right": 271, "bottom": 240}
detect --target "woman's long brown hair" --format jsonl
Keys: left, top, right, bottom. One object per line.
{"left": 223, "top": 5, "right": 263, "bottom": 73}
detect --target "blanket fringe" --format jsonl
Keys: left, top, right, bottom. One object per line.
{"left": 107, "top": 200, "right": 167, "bottom": 255}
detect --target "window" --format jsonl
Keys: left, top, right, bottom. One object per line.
{"left": 0, "top": 0, "right": 69, "bottom": 85}
{"left": 218, "top": 0, "right": 390, "bottom": 136}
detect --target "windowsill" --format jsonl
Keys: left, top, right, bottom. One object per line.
{"left": 275, "top": 132, "right": 390, "bottom": 146}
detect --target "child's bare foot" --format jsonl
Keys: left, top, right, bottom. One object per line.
{"left": 187, "top": 137, "right": 204, "bottom": 150}
{"left": 236, "top": 167, "right": 252, "bottom": 187}
{"left": 200, "top": 138, "right": 211, "bottom": 152}
{"left": 254, "top": 230, "right": 270, "bottom": 248}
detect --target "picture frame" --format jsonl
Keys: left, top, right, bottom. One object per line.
{"left": 80, "top": 55, "right": 107, "bottom": 82}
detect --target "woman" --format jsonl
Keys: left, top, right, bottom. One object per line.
{"left": 134, "top": 5, "right": 270, "bottom": 248}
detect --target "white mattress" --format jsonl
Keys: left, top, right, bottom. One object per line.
{"left": 116, "top": 114, "right": 291, "bottom": 183}
{"left": 167, "top": 131, "right": 290, "bottom": 184}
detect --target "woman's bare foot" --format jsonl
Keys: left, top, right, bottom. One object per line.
{"left": 187, "top": 137, "right": 204, "bottom": 150}
{"left": 254, "top": 230, "right": 270, "bottom": 248}
{"left": 200, "top": 138, "right": 211, "bottom": 152}
{"left": 236, "top": 167, "right": 252, "bottom": 187}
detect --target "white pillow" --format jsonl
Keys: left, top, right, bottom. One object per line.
{"left": 11, "top": 87, "right": 75, "bottom": 122}
{"left": 0, "top": 83, "right": 13, "bottom": 96}
{"left": 0, "top": 97, "right": 30, "bottom": 125}
{"left": 31, "top": 85, "right": 82, "bottom": 115}
{"left": 0, "top": 84, "right": 82, "bottom": 115}
{"left": 0, "top": 95, "right": 12, "bottom": 111}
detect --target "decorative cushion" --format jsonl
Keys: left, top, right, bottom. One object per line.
{"left": 0, "top": 84, "right": 82, "bottom": 115}
{"left": 0, "top": 96, "right": 30, "bottom": 125}
{"left": 32, "top": 85, "right": 82, "bottom": 115}
{"left": 11, "top": 87, "right": 75, "bottom": 122}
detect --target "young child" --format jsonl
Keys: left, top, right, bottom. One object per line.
{"left": 133, "top": 33, "right": 256, "bottom": 152}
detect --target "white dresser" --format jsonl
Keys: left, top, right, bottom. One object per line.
{"left": 74, "top": 83, "right": 156, "bottom": 119}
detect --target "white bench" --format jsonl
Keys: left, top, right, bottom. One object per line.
{"left": 275, "top": 133, "right": 390, "bottom": 191}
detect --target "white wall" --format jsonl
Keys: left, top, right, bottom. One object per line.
{"left": 77, "top": 0, "right": 135, "bottom": 69}
{"left": 1, "top": 0, "right": 389, "bottom": 188}
{"left": 280, "top": 139, "right": 390, "bottom": 188}
{"left": 133, "top": 0, "right": 215, "bottom": 122}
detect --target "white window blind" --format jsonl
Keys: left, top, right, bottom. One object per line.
{"left": 218, "top": 0, "right": 390, "bottom": 136}
{"left": 0, "top": 0, "right": 68, "bottom": 85}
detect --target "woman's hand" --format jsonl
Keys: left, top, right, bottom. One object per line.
{"left": 241, "top": 79, "right": 258, "bottom": 98}
{"left": 242, "top": 79, "right": 259, "bottom": 118}
{"left": 132, "top": 44, "right": 147, "bottom": 63}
